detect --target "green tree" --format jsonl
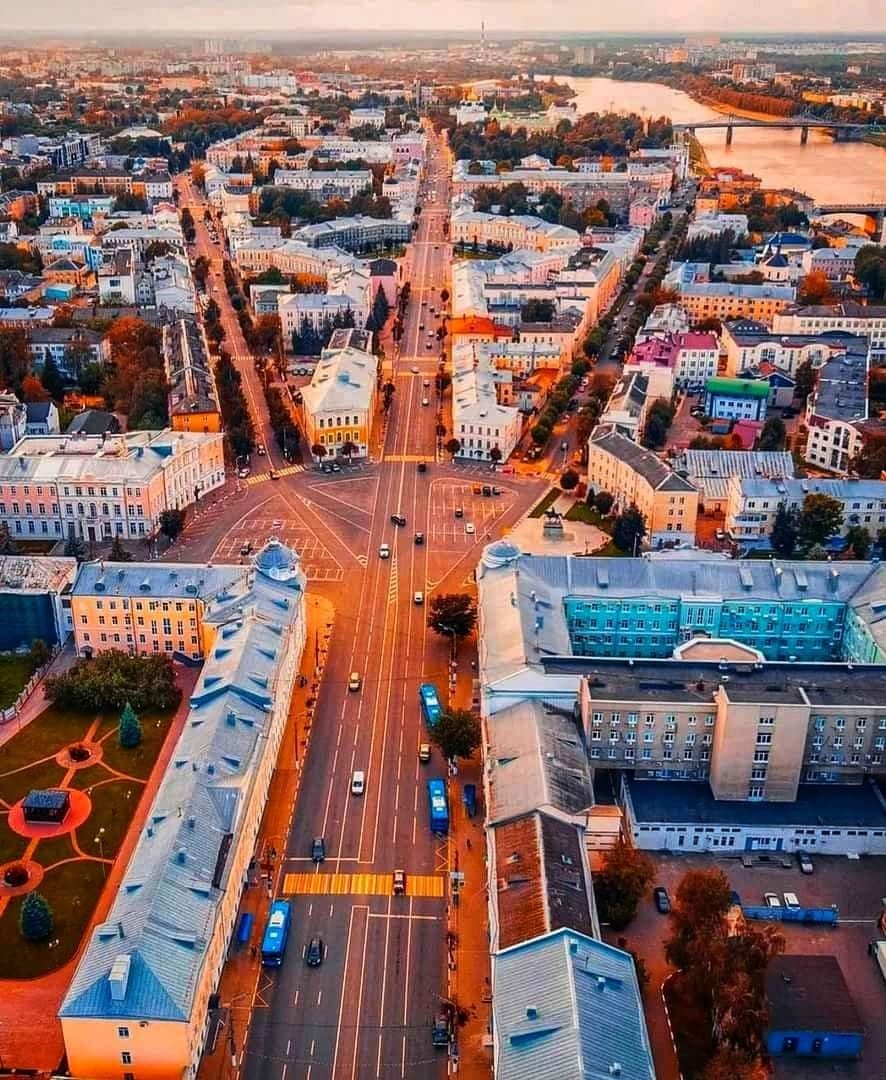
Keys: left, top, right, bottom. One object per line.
{"left": 854, "top": 244, "right": 886, "bottom": 301}
{"left": 118, "top": 701, "right": 142, "bottom": 749}
{"left": 445, "top": 437, "right": 461, "bottom": 456}
{"left": 594, "top": 490, "right": 614, "bottom": 515}
{"left": 807, "top": 543, "right": 829, "bottom": 560}
{"left": 108, "top": 535, "right": 133, "bottom": 562}
{"left": 45, "top": 651, "right": 181, "bottom": 713}
{"left": 797, "top": 493, "right": 843, "bottom": 551}
{"left": 665, "top": 867, "right": 732, "bottom": 975}
{"left": 560, "top": 468, "right": 580, "bottom": 490}
{"left": 489, "top": 445, "right": 502, "bottom": 463}
{"left": 159, "top": 508, "right": 186, "bottom": 542}
{"left": 64, "top": 532, "right": 89, "bottom": 561}
{"left": 29, "top": 637, "right": 50, "bottom": 668}
{"left": 593, "top": 839, "right": 654, "bottom": 930}
{"left": 311, "top": 443, "right": 327, "bottom": 459}
{"left": 430, "top": 707, "right": 481, "bottom": 761}
{"left": 846, "top": 525, "right": 871, "bottom": 560}
{"left": 794, "top": 359, "right": 815, "bottom": 403}
{"left": 613, "top": 504, "right": 647, "bottom": 554}
{"left": 428, "top": 593, "right": 477, "bottom": 640}
{"left": 39, "top": 354, "right": 65, "bottom": 401}
{"left": 770, "top": 502, "right": 799, "bottom": 557}
{"left": 757, "top": 415, "right": 785, "bottom": 451}
{"left": 20, "top": 891, "right": 53, "bottom": 943}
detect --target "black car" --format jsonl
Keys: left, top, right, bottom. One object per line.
{"left": 306, "top": 936, "right": 324, "bottom": 967}
{"left": 414, "top": 532, "right": 425, "bottom": 545}
{"left": 417, "top": 461, "right": 427, "bottom": 473}
{"left": 482, "top": 485, "right": 492, "bottom": 497}
{"left": 653, "top": 886, "right": 671, "bottom": 914}
{"left": 311, "top": 837, "right": 326, "bottom": 863}
{"left": 391, "top": 514, "right": 407, "bottom": 526}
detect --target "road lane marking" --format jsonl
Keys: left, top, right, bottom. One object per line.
{"left": 282, "top": 872, "right": 444, "bottom": 897}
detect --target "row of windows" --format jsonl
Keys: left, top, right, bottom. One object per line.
{"left": 590, "top": 746, "right": 711, "bottom": 762}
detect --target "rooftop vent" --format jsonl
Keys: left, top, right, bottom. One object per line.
{"left": 526, "top": 1006, "right": 538, "bottom": 1020}
{"left": 108, "top": 953, "right": 132, "bottom": 1002}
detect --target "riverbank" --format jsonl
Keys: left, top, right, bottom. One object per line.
{"left": 685, "top": 133, "right": 712, "bottom": 177}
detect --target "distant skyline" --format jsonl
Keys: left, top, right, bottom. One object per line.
{"left": 7, "top": 1, "right": 886, "bottom": 37}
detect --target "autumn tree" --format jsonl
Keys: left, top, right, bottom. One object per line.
{"left": 797, "top": 269, "right": 833, "bottom": 306}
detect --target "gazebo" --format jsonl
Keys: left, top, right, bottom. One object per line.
{"left": 22, "top": 788, "right": 70, "bottom": 824}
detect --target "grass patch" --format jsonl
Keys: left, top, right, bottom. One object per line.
{"left": 528, "top": 488, "right": 561, "bottom": 518}
{"left": 565, "top": 502, "right": 613, "bottom": 533}
{"left": 0, "top": 859, "right": 107, "bottom": 980}
{"left": 595, "top": 540, "right": 631, "bottom": 557}
{"left": 0, "top": 759, "right": 66, "bottom": 806}
{"left": 99, "top": 709, "right": 176, "bottom": 780}
{"left": 0, "top": 822, "right": 29, "bottom": 865}
{"left": 0, "top": 654, "right": 40, "bottom": 709}
{"left": 68, "top": 764, "right": 106, "bottom": 791}
{"left": 33, "top": 832, "right": 75, "bottom": 869}
{"left": 84, "top": 779, "right": 142, "bottom": 859}
{"left": 0, "top": 707, "right": 94, "bottom": 774}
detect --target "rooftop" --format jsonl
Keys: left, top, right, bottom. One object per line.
{"left": 766, "top": 956, "right": 864, "bottom": 1036}
{"left": 590, "top": 429, "right": 696, "bottom": 493}
{"left": 705, "top": 377, "right": 770, "bottom": 399}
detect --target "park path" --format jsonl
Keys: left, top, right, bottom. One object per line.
{"left": 0, "top": 664, "right": 199, "bottom": 1072}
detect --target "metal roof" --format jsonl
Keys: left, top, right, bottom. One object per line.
{"left": 493, "top": 928, "right": 655, "bottom": 1080}
{"left": 59, "top": 541, "right": 306, "bottom": 1023}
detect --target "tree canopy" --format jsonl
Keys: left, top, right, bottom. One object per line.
{"left": 427, "top": 593, "right": 477, "bottom": 639}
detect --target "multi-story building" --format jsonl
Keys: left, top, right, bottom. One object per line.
{"left": 629, "top": 331, "right": 719, "bottom": 388}
{"left": 588, "top": 428, "right": 699, "bottom": 546}
{"left": 635, "top": 302, "right": 692, "bottom": 344}
{"left": 59, "top": 541, "right": 307, "bottom": 1079}
{"left": 270, "top": 169, "right": 372, "bottom": 201}
{"left": 721, "top": 320, "right": 863, "bottom": 378}
{"left": 670, "top": 449, "right": 795, "bottom": 512}
{"left": 725, "top": 475, "right": 886, "bottom": 546}
{"left": 672, "top": 281, "right": 796, "bottom": 323}
{"left": 0, "top": 430, "right": 225, "bottom": 544}
{"left": 292, "top": 214, "right": 411, "bottom": 252}
{"left": 800, "top": 246, "right": 858, "bottom": 281}
{"left": 449, "top": 207, "right": 581, "bottom": 253}
{"left": 804, "top": 342, "right": 871, "bottom": 475}
{"left": 451, "top": 355, "right": 522, "bottom": 462}
{"left": 686, "top": 212, "right": 749, "bottom": 240}
{"left": 278, "top": 275, "right": 370, "bottom": 344}
{"left": 704, "top": 376, "right": 769, "bottom": 421}
{"left": 301, "top": 345, "right": 377, "bottom": 458}
{"left": 27, "top": 327, "right": 110, "bottom": 379}
{"left": 772, "top": 302, "right": 886, "bottom": 358}
{"left": 163, "top": 318, "right": 221, "bottom": 434}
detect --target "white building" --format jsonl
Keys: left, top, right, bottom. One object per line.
{"left": 272, "top": 169, "right": 372, "bottom": 201}
{"left": 686, "top": 212, "right": 750, "bottom": 240}
{"left": 450, "top": 206, "right": 581, "bottom": 253}
{"left": 451, "top": 351, "right": 522, "bottom": 462}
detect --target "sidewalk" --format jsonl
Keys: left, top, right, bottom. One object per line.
{"left": 197, "top": 594, "right": 335, "bottom": 1080}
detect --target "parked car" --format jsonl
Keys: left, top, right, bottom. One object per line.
{"left": 239, "top": 541, "right": 253, "bottom": 556}
{"left": 306, "top": 936, "right": 324, "bottom": 967}
{"left": 764, "top": 892, "right": 781, "bottom": 908}
{"left": 419, "top": 743, "right": 431, "bottom": 762}
{"left": 783, "top": 892, "right": 800, "bottom": 908}
{"left": 454, "top": 507, "right": 464, "bottom": 518}
{"left": 417, "top": 461, "right": 427, "bottom": 472}
{"left": 653, "top": 886, "right": 671, "bottom": 914}
{"left": 799, "top": 854, "right": 814, "bottom": 874}
{"left": 311, "top": 837, "right": 326, "bottom": 862}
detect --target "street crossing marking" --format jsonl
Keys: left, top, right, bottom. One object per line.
{"left": 281, "top": 872, "right": 444, "bottom": 898}
{"left": 388, "top": 551, "right": 398, "bottom": 605}
{"left": 383, "top": 454, "right": 430, "bottom": 463}
{"left": 244, "top": 464, "right": 305, "bottom": 486}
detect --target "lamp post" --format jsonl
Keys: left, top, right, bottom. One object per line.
{"left": 94, "top": 827, "right": 106, "bottom": 876}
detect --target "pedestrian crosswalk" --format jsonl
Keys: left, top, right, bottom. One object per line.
{"left": 244, "top": 464, "right": 305, "bottom": 486}
{"left": 282, "top": 872, "right": 445, "bottom": 898}
{"left": 383, "top": 454, "right": 430, "bottom": 463}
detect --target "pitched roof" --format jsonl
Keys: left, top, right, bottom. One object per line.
{"left": 591, "top": 429, "right": 696, "bottom": 493}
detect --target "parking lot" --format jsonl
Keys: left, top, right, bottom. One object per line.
{"left": 428, "top": 480, "right": 515, "bottom": 548}
{"left": 213, "top": 515, "right": 344, "bottom": 583}
{"left": 612, "top": 852, "right": 886, "bottom": 1080}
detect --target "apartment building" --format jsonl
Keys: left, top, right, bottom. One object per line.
{"left": 721, "top": 320, "right": 863, "bottom": 379}
{"left": 635, "top": 302, "right": 692, "bottom": 344}
{"left": 773, "top": 302, "right": 886, "bottom": 357}
{"left": 162, "top": 318, "right": 221, "bottom": 434}
{"left": 725, "top": 475, "right": 886, "bottom": 546}
{"left": 0, "top": 430, "right": 225, "bottom": 543}
{"left": 804, "top": 343, "right": 871, "bottom": 475}
{"left": 674, "top": 281, "right": 796, "bottom": 323}
{"left": 278, "top": 274, "right": 370, "bottom": 342}
{"left": 59, "top": 542, "right": 307, "bottom": 1079}
{"left": 588, "top": 428, "right": 698, "bottom": 546}
{"left": 28, "top": 327, "right": 110, "bottom": 379}
{"left": 301, "top": 345, "right": 377, "bottom": 458}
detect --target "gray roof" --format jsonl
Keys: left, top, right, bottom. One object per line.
{"left": 59, "top": 541, "right": 306, "bottom": 1023}
{"left": 591, "top": 429, "right": 695, "bottom": 493}
{"left": 486, "top": 701, "right": 593, "bottom": 825}
{"left": 671, "top": 450, "right": 795, "bottom": 501}
{"left": 810, "top": 345, "right": 869, "bottom": 425}
{"left": 71, "top": 559, "right": 243, "bottom": 601}
{"left": 67, "top": 409, "right": 120, "bottom": 436}
{"left": 493, "top": 929, "right": 655, "bottom": 1080}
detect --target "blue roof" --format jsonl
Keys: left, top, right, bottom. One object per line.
{"left": 23, "top": 788, "right": 68, "bottom": 809}
{"left": 493, "top": 928, "right": 655, "bottom": 1080}
{"left": 60, "top": 541, "right": 306, "bottom": 1023}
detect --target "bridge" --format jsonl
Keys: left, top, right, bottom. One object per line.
{"left": 811, "top": 203, "right": 886, "bottom": 240}
{"left": 674, "top": 113, "right": 885, "bottom": 146}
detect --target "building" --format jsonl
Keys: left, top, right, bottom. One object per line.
{"left": 765, "top": 956, "right": 864, "bottom": 1061}
{"left": 292, "top": 214, "right": 411, "bottom": 253}
{"left": 0, "top": 392, "right": 27, "bottom": 451}
{"left": 629, "top": 332, "right": 719, "bottom": 389}
{"left": 804, "top": 342, "right": 870, "bottom": 475}
{"left": 672, "top": 281, "right": 796, "bottom": 323}
{"left": 800, "top": 245, "right": 858, "bottom": 281}
{"left": 270, "top": 169, "right": 372, "bottom": 201}
{"left": 67, "top": 410, "right": 120, "bottom": 437}
{"left": 0, "top": 430, "right": 225, "bottom": 543}
{"left": 492, "top": 929, "right": 655, "bottom": 1080}
{"left": 704, "top": 377, "right": 769, "bottom": 422}
{"left": 162, "top": 318, "right": 221, "bottom": 434}
{"left": 670, "top": 449, "right": 795, "bottom": 512}
{"left": 25, "top": 401, "right": 60, "bottom": 436}
{"left": 277, "top": 265, "right": 371, "bottom": 344}
{"left": 59, "top": 542, "right": 307, "bottom": 1080}
{"left": 450, "top": 207, "right": 581, "bottom": 253}
{"left": 721, "top": 320, "right": 862, "bottom": 379}
{"left": 635, "top": 303, "right": 692, "bottom": 344}
{"left": 724, "top": 475, "right": 886, "bottom": 546}
{"left": 588, "top": 428, "right": 699, "bottom": 547}
{"left": 686, "top": 212, "right": 749, "bottom": 239}
{"left": 0, "top": 554, "right": 76, "bottom": 651}
{"left": 451, "top": 355, "right": 522, "bottom": 462}
{"left": 27, "top": 327, "right": 110, "bottom": 380}
{"left": 772, "top": 302, "right": 886, "bottom": 358}
{"left": 301, "top": 345, "right": 377, "bottom": 458}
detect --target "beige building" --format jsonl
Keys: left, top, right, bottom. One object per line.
{"left": 673, "top": 282, "right": 796, "bottom": 324}
{"left": 588, "top": 427, "right": 699, "bottom": 547}
{"left": 302, "top": 345, "right": 377, "bottom": 458}
{"left": 450, "top": 208, "right": 581, "bottom": 252}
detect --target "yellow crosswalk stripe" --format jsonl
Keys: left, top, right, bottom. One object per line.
{"left": 281, "top": 872, "right": 444, "bottom": 897}
{"left": 384, "top": 454, "right": 431, "bottom": 463}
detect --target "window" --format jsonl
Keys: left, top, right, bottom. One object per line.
{"left": 121, "top": 1052, "right": 132, "bottom": 1065}
{"left": 117, "top": 1027, "right": 130, "bottom": 1039}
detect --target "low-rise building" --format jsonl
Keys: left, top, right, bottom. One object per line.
{"left": 301, "top": 345, "right": 377, "bottom": 458}
{"left": 686, "top": 212, "right": 749, "bottom": 239}
{"left": 629, "top": 331, "right": 719, "bottom": 388}
{"left": 704, "top": 376, "right": 769, "bottom": 422}
{"left": 450, "top": 207, "right": 581, "bottom": 253}
{"left": 59, "top": 542, "right": 307, "bottom": 1079}
{"left": 673, "top": 281, "right": 796, "bottom": 323}
{"left": 804, "top": 342, "right": 870, "bottom": 475}
{"left": 721, "top": 319, "right": 861, "bottom": 378}
{"left": 163, "top": 318, "right": 221, "bottom": 434}
{"left": 588, "top": 428, "right": 699, "bottom": 546}
{"left": 0, "top": 393, "right": 26, "bottom": 450}
{"left": 451, "top": 354, "right": 522, "bottom": 462}
{"left": 670, "top": 449, "right": 795, "bottom": 512}
{"left": 766, "top": 956, "right": 864, "bottom": 1062}
{"left": 773, "top": 302, "right": 886, "bottom": 357}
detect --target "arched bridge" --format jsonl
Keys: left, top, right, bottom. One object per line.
{"left": 674, "top": 114, "right": 885, "bottom": 145}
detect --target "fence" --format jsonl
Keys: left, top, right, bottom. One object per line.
{"left": 0, "top": 644, "right": 62, "bottom": 726}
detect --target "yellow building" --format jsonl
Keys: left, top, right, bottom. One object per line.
{"left": 675, "top": 282, "right": 796, "bottom": 324}
{"left": 59, "top": 542, "right": 307, "bottom": 1080}
{"left": 588, "top": 427, "right": 699, "bottom": 547}
{"left": 302, "top": 345, "right": 377, "bottom": 458}
{"left": 163, "top": 318, "right": 222, "bottom": 435}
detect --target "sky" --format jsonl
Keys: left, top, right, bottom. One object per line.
{"left": 8, "top": 0, "right": 886, "bottom": 36}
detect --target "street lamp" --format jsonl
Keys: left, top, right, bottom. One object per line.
{"left": 94, "top": 827, "right": 106, "bottom": 876}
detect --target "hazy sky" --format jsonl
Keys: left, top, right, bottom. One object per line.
{"left": 9, "top": 0, "right": 886, "bottom": 35}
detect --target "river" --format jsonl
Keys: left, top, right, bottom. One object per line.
{"left": 562, "top": 76, "right": 886, "bottom": 207}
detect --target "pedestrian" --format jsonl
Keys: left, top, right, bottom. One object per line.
{"left": 466, "top": 837, "right": 472, "bottom": 851}
{"left": 250, "top": 944, "right": 257, "bottom": 961}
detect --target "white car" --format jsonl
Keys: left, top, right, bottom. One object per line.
{"left": 379, "top": 543, "right": 391, "bottom": 559}
{"left": 465, "top": 522, "right": 475, "bottom": 535}
{"left": 348, "top": 672, "right": 361, "bottom": 692}
{"left": 422, "top": 397, "right": 430, "bottom": 406}
{"left": 351, "top": 771, "right": 365, "bottom": 796}
{"left": 414, "top": 591, "right": 424, "bottom": 605}
{"left": 411, "top": 366, "right": 419, "bottom": 373}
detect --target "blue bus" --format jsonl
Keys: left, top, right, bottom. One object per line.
{"left": 427, "top": 778, "right": 449, "bottom": 834}
{"left": 419, "top": 683, "right": 442, "bottom": 728}
{"left": 260, "top": 900, "right": 292, "bottom": 967}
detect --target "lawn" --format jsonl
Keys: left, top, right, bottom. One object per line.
{"left": 0, "top": 759, "right": 66, "bottom": 806}
{"left": 32, "top": 832, "right": 75, "bottom": 869}
{"left": 0, "top": 860, "right": 107, "bottom": 980}
{"left": 0, "top": 654, "right": 40, "bottom": 710}
{"left": 565, "top": 502, "right": 613, "bottom": 533}
{"left": 86, "top": 779, "right": 141, "bottom": 858}
{"left": 528, "top": 488, "right": 561, "bottom": 518}
{"left": 0, "top": 707, "right": 95, "bottom": 774}
{"left": 0, "top": 822, "right": 29, "bottom": 865}
{"left": 99, "top": 710, "right": 176, "bottom": 780}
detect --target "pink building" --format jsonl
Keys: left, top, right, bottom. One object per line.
{"left": 629, "top": 332, "right": 719, "bottom": 388}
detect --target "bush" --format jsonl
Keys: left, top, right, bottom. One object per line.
{"left": 594, "top": 490, "right": 614, "bottom": 515}
{"left": 4, "top": 862, "right": 29, "bottom": 887}
{"left": 20, "top": 891, "right": 53, "bottom": 942}
{"left": 46, "top": 651, "right": 181, "bottom": 714}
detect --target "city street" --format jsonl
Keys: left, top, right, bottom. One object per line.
{"left": 182, "top": 131, "right": 544, "bottom": 1080}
